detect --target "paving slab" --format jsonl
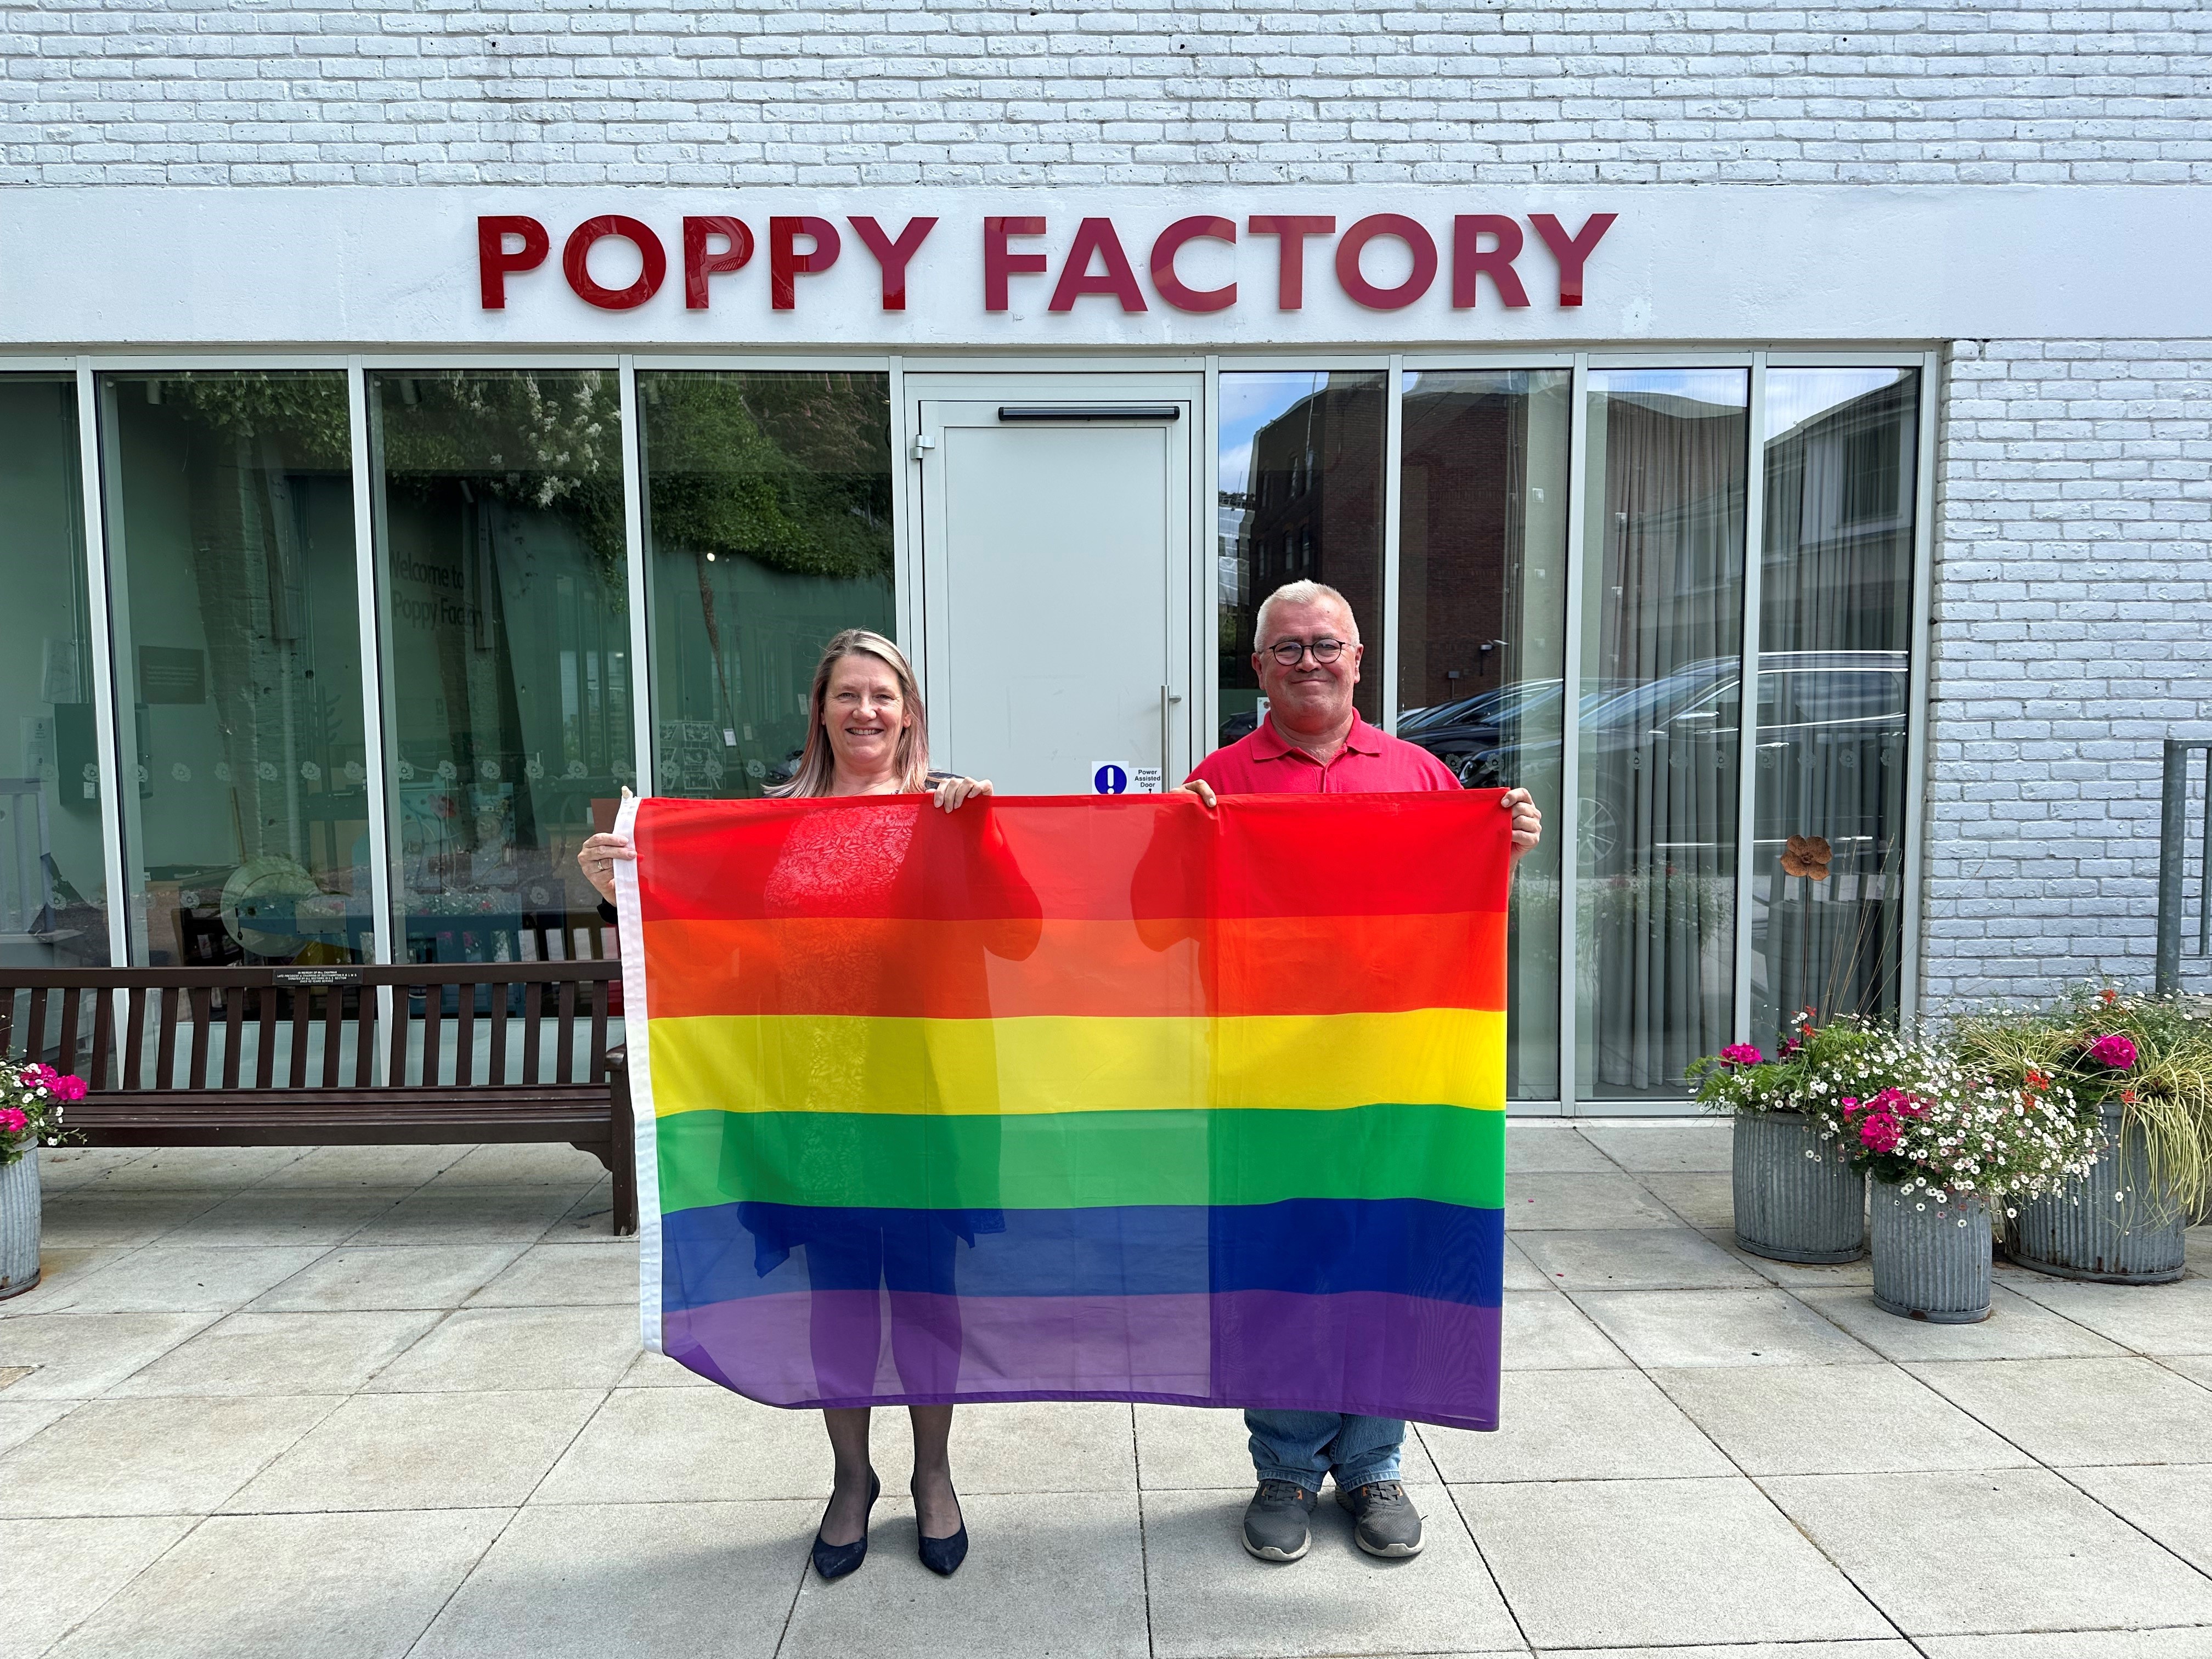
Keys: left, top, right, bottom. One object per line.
{"left": 1918, "top": 1631, "right": 2212, "bottom": 1658}
{"left": 2066, "top": 1464, "right": 2212, "bottom": 1576}
{"left": 1499, "top": 1237, "right": 1558, "bottom": 1291}
{"left": 1906, "top": 1356, "right": 2212, "bottom": 1466}
{"left": 1455, "top": 1475, "right": 1889, "bottom": 1649}
{"left": 0, "top": 1310, "right": 215, "bottom": 1399}
{"left": 1998, "top": 1273, "right": 2212, "bottom": 1356}
{"left": 534, "top": 1384, "right": 836, "bottom": 1504}
{"left": 1539, "top": 1645, "right": 1915, "bottom": 1659}
{"left": 1706, "top": 1229, "right": 1875, "bottom": 1289}
{"left": 37, "top": 1243, "right": 331, "bottom": 1313}
{"left": 252, "top": 1144, "right": 468, "bottom": 1188}
{"left": 1515, "top": 1227, "right": 1767, "bottom": 1291}
{"left": 1651, "top": 1363, "right": 2032, "bottom": 1476}
{"left": 466, "top": 1239, "right": 641, "bottom": 1306}
{"left": 363, "top": 1304, "right": 640, "bottom": 1392}
{"left": 1578, "top": 1121, "right": 1735, "bottom": 1173}
{"left": 0, "top": 1393, "right": 337, "bottom": 1515}
{"left": 46, "top": 1507, "right": 509, "bottom": 1659}
{"left": 347, "top": 1186, "right": 579, "bottom": 1245}
{"left": 31, "top": 1148, "right": 151, "bottom": 1190}
{"left": 549, "top": 1180, "right": 623, "bottom": 1238}
{"left": 1796, "top": 1283, "right": 2126, "bottom": 1362}
{"left": 0, "top": 1514, "right": 198, "bottom": 1659}
{"left": 1762, "top": 1467, "right": 2212, "bottom": 1636}
{"left": 0, "top": 1244, "right": 134, "bottom": 1313}
{"left": 786, "top": 1491, "right": 1151, "bottom": 1659}
{"left": 1505, "top": 1126, "right": 1614, "bottom": 1173}
{"left": 225, "top": 1387, "right": 601, "bottom": 1511}
{"left": 1425, "top": 1367, "right": 1732, "bottom": 1483}
{"left": 427, "top": 1143, "right": 611, "bottom": 1187}
{"left": 1573, "top": 1288, "right": 1881, "bottom": 1368}
{"left": 620, "top": 1347, "right": 715, "bottom": 1387}
{"left": 0, "top": 1395, "right": 77, "bottom": 1455}
{"left": 1638, "top": 1171, "right": 1736, "bottom": 1229}
{"left": 157, "top": 1188, "right": 401, "bottom": 1246}
{"left": 106, "top": 1309, "right": 441, "bottom": 1397}
{"left": 1143, "top": 1484, "right": 1522, "bottom": 1657}
{"left": 94, "top": 1147, "right": 307, "bottom": 1190}
{"left": 1135, "top": 1402, "right": 1441, "bottom": 1491}
{"left": 413, "top": 1498, "right": 810, "bottom": 1659}
{"left": 1500, "top": 1290, "right": 1632, "bottom": 1370}
{"left": 1505, "top": 1172, "right": 1680, "bottom": 1231}
{"left": 246, "top": 1243, "right": 527, "bottom": 1311}
{"left": 33, "top": 1192, "right": 225, "bottom": 1248}
{"left": 864, "top": 1398, "right": 1139, "bottom": 1494}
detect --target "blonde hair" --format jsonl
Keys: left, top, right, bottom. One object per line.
{"left": 1254, "top": 579, "right": 1361, "bottom": 647}
{"left": 770, "top": 629, "right": 933, "bottom": 799}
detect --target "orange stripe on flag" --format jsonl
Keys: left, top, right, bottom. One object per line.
{"left": 642, "top": 911, "right": 1506, "bottom": 1020}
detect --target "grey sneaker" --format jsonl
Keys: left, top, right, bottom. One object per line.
{"left": 1241, "top": 1479, "right": 1317, "bottom": 1562}
{"left": 1336, "top": 1480, "right": 1424, "bottom": 1558}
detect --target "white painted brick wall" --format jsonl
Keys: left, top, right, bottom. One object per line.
{"left": 5, "top": 1, "right": 2211, "bottom": 187}
{"left": 1925, "top": 339, "right": 2212, "bottom": 1007}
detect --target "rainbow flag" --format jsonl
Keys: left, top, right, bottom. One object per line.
{"left": 615, "top": 789, "right": 1508, "bottom": 1430}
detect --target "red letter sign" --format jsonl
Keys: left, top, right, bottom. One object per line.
{"left": 984, "top": 217, "right": 1049, "bottom": 311}
{"left": 478, "top": 216, "right": 549, "bottom": 309}
{"left": 683, "top": 216, "right": 753, "bottom": 309}
{"left": 1334, "top": 215, "right": 1438, "bottom": 311}
{"left": 1246, "top": 216, "right": 1336, "bottom": 311}
{"left": 1049, "top": 218, "right": 1148, "bottom": 312}
{"left": 1149, "top": 217, "right": 1237, "bottom": 313}
{"left": 769, "top": 217, "right": 841, "bottom": 311}
{"left": 562, "top": 216, "right": 667, "bottom": 311}
{"left": 850, "top": 216, "right": 938, "bottom": 311}
{"left": 1451, "top": 215, "right": 1531, "bottom": 308}
{"left": 1528, "top": 212, "right": 1617, "bottom": 307}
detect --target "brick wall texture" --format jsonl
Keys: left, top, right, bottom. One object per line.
{"left": 10, "top": 1, "right": 2211, "bottom": 1004}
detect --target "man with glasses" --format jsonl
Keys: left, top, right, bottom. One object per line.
{"left": 1178, "top": 578, "right": 1542, "bottom": 1564}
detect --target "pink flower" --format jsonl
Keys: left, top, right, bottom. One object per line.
{"left": 50, "top": 1073, "right": 85, "bottom": 1102}
{"left": 2087, "top": 1034, "right": 2136, "bottom": 1070}
{"left": 1858, "top": 1114, "right": 1901, "bottom": 1153}
{"left": 0, "top": 1107, "right": 25, "bottom": 1135}
{"left": 19, "top": 1062, "right": 58, "bottom": 1091}
{"left": 1719, "top": 1043, "right": 1764, "bottom": 1066}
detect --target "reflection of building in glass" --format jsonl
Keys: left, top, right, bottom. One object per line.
{"left": 1216, "top": 375, "right": 1384, "bottom": 728}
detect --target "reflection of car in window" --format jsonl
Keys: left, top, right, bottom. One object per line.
{"left": 1396, "top": 652, "right": 1907, "bottom": 870}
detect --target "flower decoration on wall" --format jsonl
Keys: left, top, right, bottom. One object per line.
{"left": 1781, "top": 835, "right": 1833, "bottom": 880}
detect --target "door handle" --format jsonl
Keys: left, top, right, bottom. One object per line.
{"left": 1160, "top": 686, "right": 1184, "bottom": 782}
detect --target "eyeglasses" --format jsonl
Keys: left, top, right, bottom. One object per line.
{"left": 1262, "top": 637, "right": 1353, "bottom": 667}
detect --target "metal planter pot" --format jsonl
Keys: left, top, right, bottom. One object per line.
{"left": 2008, "top": 1107, "right": 2187, "bottom": 1285}
{"left": 1870, "top": 1179, "right": 1991, "bottom": 1323}
{"left": 1732, "top": 1109, "right": 1867, "bottom": 1263}
{"left": 0, "top": 1148, "right": 40, "bottom": 1301}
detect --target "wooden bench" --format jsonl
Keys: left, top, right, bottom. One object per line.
{"left": 0, "top": 963, "right": 636, "bottom": 1235}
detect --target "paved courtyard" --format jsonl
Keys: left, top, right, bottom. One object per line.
{"left": 3, "top": 1121, "right": 2212, "bottom": 1659}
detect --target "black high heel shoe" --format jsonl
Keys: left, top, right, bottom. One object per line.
{"left": 811, "top": 1469, "right": 879, "bottom": 1581}
{"left": 915, "top": 1478, "right": 968, "bottom": 1578}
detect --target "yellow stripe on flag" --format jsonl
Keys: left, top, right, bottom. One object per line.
{"left": 647, "top": 1008, "right": 1506, "bottom": 1119}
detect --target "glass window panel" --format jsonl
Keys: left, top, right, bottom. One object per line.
{"left": 369, "top": 370, "right": 629, "bottom": 962}
{"left": 99, "top": 371, "right": 366, "bottom": 967}
{"left": 639, "top": 370, "right": 894, "bottom": 799}
{"left": 0, "top": 377, "right": 104, "bottom": 965}
{"left": 1751, "top": 367, "right": 1918, "bottom": 1047}
{"left": 1216, "top": 371, "right": 1386, "bottom": 741}
{"left": 1397, "top": 369, "right": 1571, "bottom": 1099}
{"left": 1577, "top": 368, "right": 1748, "bottom": 1099}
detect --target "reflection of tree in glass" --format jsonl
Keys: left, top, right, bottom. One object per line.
{"left": 644, "top": 372, "right": 893, "bottom": 582}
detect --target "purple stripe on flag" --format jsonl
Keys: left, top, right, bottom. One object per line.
{"left": 662, "top": 1288, "right": 1501, "bottom": 1431}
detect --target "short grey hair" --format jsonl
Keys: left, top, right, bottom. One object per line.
{"left": 1254, "top": 580, "right": 1361, "bottom": 648}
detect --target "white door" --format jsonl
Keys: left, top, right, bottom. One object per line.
{"left": 913, "top": 376, "right": 1198, "bottom": 795}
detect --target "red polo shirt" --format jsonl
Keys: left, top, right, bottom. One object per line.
{"left": 1187, "top": 713, "right": 1461, "bottom": 795}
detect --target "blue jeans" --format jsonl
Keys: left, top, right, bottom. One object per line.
{"left": 1246, "top": 1409, "right": 1404, "bottom": 1491}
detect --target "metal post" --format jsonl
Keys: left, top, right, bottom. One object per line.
{"left": 1731, "top": 356, "right": 1768, "bottom": 1043}
{"left": 1381, "top": 354, "right": 1404, "bottom": 734}
{"left": 2157, "top": 738, "right": 2188, "bottom": 995}
{"left": 617, "top": 357, "right": 654, "bottom": 798}
{"left": 1556, "top": 354, "right": 1590, "bottom": 1116}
